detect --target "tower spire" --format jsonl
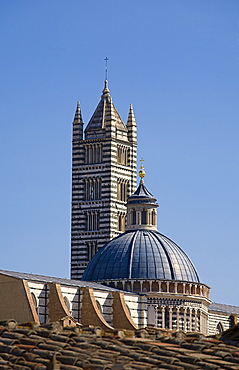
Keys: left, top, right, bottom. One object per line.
{"left": 73, "top": 101, "right": 83, "bottom": 124}
{"left": 127, "top": 104, "right": 137, "bottom": 143}
{"left": 72, "top": 101, "right": 84, "bottom": 140}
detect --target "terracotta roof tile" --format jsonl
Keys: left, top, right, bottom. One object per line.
{"left": 177, "top": 364, "right": 201, "bottom": 370}
{"left": 180, "top": 343, "right": 207, "bottom": 351}
{"left": 0, "top": 338, "right": 19, "bottom": 346}
{"left": 0, "top": 323, "right": 239, "bottom": 369}
{"left": 152, "top": 365, "right": 184, "bottom": 370}
{"left": 2, "top": 330, "right": 24, "bottom": 339}
{"left": 195, "top": 362, "right": 220, "bottom": 370}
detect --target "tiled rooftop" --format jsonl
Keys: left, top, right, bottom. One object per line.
{"left": 0, "top": 320, "right": 239, "bottom": 369}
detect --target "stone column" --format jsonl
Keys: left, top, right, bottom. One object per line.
{"left": 200, "top": 285, "right": 202, "bottom": 296}
{"left": 158, "top": 282, "right": 161, "bottom": 293}
{"left": 162, "top": 306, "right": 165, "bottom": 329}
{"left": 189, "top": 309, "right": 192, "bottom": 331}
{"left": 166, "top": 282, "right": 169, "bottom": 293}
{"left": 176, "top": 307, "right": 180, "bottom": 330}
{"left": 183, "top": 308, "right": 187, "bottom": 331}
{"left": 137, "top": 211, "right": 141, "bottom": 225}
{"left": 169, "top": 307, "right": 173, "bottom": 330}
{"left": 140, "top": 281, "right": 143, "bottom": 292}
{"left": 149, "top": 281, "right": 152, "bottom": 292}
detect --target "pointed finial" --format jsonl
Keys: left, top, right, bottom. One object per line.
{"left": 102, "top": 79, "right": 110, "bottom": 96}
{"left": 73, "top": 101, "right": 83, "bottom": 124}
{"left": 127, "top": 103, "right": 136, "bottom": 126}
{"left": 138, "top": 158, "right": 146, "bottom": 179}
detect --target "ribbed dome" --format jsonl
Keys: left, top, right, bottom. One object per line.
{"left": 81, "top": 229, "right": 200, "bottom": 283}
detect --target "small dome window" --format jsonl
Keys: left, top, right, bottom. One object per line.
{"left": 142, "top": 209, "right": 147, "bottom": 224}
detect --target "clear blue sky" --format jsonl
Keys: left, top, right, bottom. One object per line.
{"left": 0, "top": 1, "right": 239, "bottom": 306}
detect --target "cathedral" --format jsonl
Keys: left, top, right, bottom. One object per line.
{"left": 0, "top": 79, "right": 238, "bottom": 335}
{"left": 69, "top": 79, "right": 238, "bottom": 333}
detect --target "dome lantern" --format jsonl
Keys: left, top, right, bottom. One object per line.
{"left": 126, "top": 160, "right": 158, "bottom": 231}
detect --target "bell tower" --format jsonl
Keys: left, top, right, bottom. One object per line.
{"left": 71, "top": 80, "right": 137, "bottom": 279}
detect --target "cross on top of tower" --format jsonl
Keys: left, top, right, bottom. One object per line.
{"left": 104, "top": 57, "right": 109, "bottom": 81}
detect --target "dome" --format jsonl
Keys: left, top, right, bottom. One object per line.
{"left": 81, "top": 229, "right": 200, "bottom": 283}
{"left": 82, "top": 169, "right": 200, "bottom": 286}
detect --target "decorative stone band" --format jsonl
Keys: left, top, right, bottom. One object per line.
{"left": 99, "top": 279, "right": 210, "bottom": 300}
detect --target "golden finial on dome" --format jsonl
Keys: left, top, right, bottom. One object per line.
{"left": 138, "top": 158, "right": 146, "bottom": 179}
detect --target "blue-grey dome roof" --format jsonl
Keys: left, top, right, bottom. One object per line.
{"left": 82, "top": 229, "right": 200, "bottom": 283}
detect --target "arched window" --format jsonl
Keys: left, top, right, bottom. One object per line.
{"left": 85, "top": 211, "right": 100, "bottom": 231}
{"left": 169, "top": 283, "right": 175, "bottom": 293}
{"left": 164, "top": 307, "right": 170, "bottom": 329}
{"left": 142, "top": 281, "right": 150, "bottom": 291}
{"left": 142, "top": 209, "right": 147, "bottom": 224}
{"left": 152, "top": 209, "right": 156, "bottom": 225}
{"left": 152, "top": 282, "right": 159, "bottom": 292}
{"left": 85, "top": 144, "right": 102, "bottom": 164}
{"left": 125, "top": 281, "right": 131, "bottom": 291}
{"left": 117, "top": 145, "right": 129, "bottom": 165}
{"left": 177, "top": 283, "right": 183, "bottom": 293}
{"left": 133, "top": 281, "right": 141, "bottom": 292}
{"left": 117, "top": 179, "right": 128, "bottom": 202}
{"left": 87, "top": 241, "right": 98, "bottom": 261}
{"left": 84, "top": 177, "right": 101, "bottom": 200}
{"left": 132, "top": 210, "right": 136, "bottom": 225}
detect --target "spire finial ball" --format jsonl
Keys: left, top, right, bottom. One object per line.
{"left": 138, "top": 158, "right": 146, "bottom": 179}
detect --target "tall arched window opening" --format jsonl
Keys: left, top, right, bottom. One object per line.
{"left": 87, "top": 241, "right": 98, "bottom": 261}
{"left": 152, "top": 209, "right": 156, "bottom": 225}
{"left": 85, "top": 211, "right": 100, "bottom": 231}
{"left": 84, "top": 178, "right": 102, "bottom": 201}
{"left": 142, "top": 209, "right": 147, "bottom": 224}
{"left": 117, "top": 145, "right": 129, "bottom": 166}
{"left": 84, "top": 144, "right": 102, "bottom": 164}
{"left": 117, "top": 179, "right": 128, "bottom": 202}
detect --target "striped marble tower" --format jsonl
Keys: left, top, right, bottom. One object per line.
{"left": 71, "top": 80, "right": 137, "bottom": 279}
